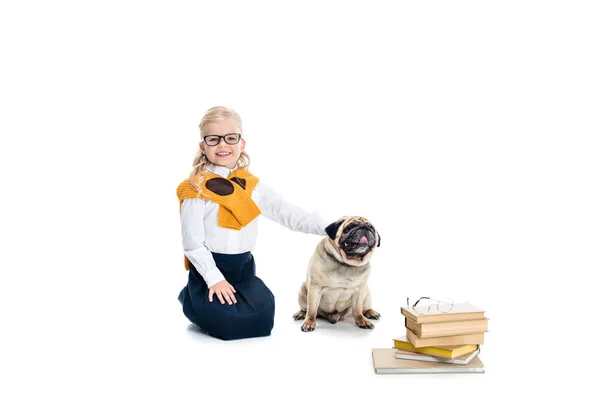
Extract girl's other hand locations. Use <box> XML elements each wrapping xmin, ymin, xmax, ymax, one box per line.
<box><xmin>208</xmin><ymin>280</ymin><xmax>237</xmax><ymax>305</ymax></box>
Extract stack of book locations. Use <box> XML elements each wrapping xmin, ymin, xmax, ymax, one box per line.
<box><xmin>372</xmin><ymin>302</ymin><xmax>488</xmax><ymax>374</ymax></box>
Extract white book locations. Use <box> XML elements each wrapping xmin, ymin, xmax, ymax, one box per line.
<box><xmin>394</xmin><ymin>346</ymin><xmax>480</xmax><ymax>365</ymax></box>
<box><xmin>372</xmin><ymin>348</ymin><xmax>485</xmax><ymax>374</ymax></box>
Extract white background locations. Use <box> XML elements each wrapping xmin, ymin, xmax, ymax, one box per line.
<box><xmin>1</xmin><ymin>1</ymin><xmax>598</xmax><ymax>398</ymax></box>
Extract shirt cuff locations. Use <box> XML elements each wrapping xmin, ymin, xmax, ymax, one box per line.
<box><xmin>316</xmin><ymin>218</ymin><xmax>329</xmax><ymax>236</ymax></box>
<box><xmin>202</xmin><ymin>267</ymin><xmax>226</xmax><ymax>289</ymax></box>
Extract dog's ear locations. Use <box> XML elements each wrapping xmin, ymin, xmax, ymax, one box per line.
<box><xmin>377</xmin><ymin>232</ymin><xmax>381</xmax><ymax>247</ymax></box>
<box><xmin>325</xmin><ymin>220</ymin><xmax>344</xmax><ymax>240</ymax></box>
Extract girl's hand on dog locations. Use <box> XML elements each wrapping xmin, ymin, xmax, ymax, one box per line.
<box><xmin>209</xmin><ymin>280</ymin><xmax>237</xmax><ymax>305</ymax></box>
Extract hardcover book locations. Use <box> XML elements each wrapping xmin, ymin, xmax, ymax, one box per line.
<box><xmin>405</xmin><ymin>317</ymin><xmax>488</xmax><ymax>338</ymax></box>
<box><xmin>406</xmin><ymin>328</ymin><xmax>485</xmax><ymax>347</ymax></box>
<box><xmin>372</xmin><ymin>348</ymin><xmax>485</xmax><ymax>374</ymax></box>
<box><xmin>401</xmin><ymin>303</ymin><xmax>485</xmax><ymax>324</ymax></box>
<box><xmin>394</xmin><ymin>347</ymin><xmax>480</xmax><ymax>365</ymax></box>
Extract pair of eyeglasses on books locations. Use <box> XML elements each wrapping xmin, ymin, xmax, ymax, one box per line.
<box><xmin>406</xmin><ymin>297</ymin><xmax>454</xmax><ymax>314</ymax></box>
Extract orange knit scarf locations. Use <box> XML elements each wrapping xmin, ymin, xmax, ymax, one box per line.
<box><xmin>176</xmin><ymin>168</ymin><xmax>261</xmax><ymax>270</ymax></box>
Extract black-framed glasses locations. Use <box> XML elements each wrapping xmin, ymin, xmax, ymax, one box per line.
<box><xmin>202</xmin><ymin>133</ymin><xmax>241</xmax><ymax>146</ymax></box>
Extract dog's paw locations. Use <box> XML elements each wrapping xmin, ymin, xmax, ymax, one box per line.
<box><xmin>363</xmin><ymin>309</ymin><xmax>381</xmax><ymax>320</ymax></box>
<box><xmin>293</xmin><ymin>310</ymin><xmax>306</xmax><ymax>320</ymax></box>
<box><xmin>355</xmin><ymin>317</ymin><xmax>375</xmax><ymax>329</ymax></box>
<box><xmin>301</xmin><ymin>318</ymin><xmax>316</xmax><ymax>332</ymax></box>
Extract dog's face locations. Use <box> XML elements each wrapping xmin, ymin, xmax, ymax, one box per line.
<box><xmin>324</xmin><ymin>216</ymin><xmax>380</xmax><ymax>266</ymax></box>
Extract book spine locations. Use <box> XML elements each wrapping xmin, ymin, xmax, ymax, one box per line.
<box><xmin>416</xmin><ymin>313</ymin><xmax>487</xmax><ymax>324</ymax></box>
<box><xmin>395</xmin><ymin>353</ymin><xmax>469</xmax><ymax>365</ymax></box>
<box><xmin>406</xmin><ymin>328</ymin><xmax>484</xmax><ymax>347</ymax></box>
<box><xmin>400</xmin><ymin>306</ymin><xmax>486</xmax><ymax>324</ymax></box>
<box><xmin>408</xmin><ymin>318</ymin><xmax>488</xmax><ymax>338</ymax></box>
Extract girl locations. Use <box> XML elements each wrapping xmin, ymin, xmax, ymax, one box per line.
<box><xmin>176</xmin><ymin>106</ymin><xmax>329</xmax><ymax>340</ymax></box>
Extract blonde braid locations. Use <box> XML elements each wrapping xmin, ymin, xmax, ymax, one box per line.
<box><xmin>187</xmin><ymin>149</ymin><xmax>209</xmax><ymax>195</ymax></box>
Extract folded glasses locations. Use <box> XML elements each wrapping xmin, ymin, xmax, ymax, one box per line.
<box><xmin>406</xmin><ymin>296</ymin><xmax>454</xmax><ymax>315</ymax></box>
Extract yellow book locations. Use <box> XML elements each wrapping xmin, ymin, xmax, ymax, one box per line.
<box><xmin>393</xmin><ymin>336</ymin><xmax>478</xmax><ymax>359</ymax></box>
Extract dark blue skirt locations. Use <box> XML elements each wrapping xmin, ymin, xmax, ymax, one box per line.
<box><xmin>178</xmin><ymin>252</ymin><xmax>275</xmax><ymax>340</ymax></box>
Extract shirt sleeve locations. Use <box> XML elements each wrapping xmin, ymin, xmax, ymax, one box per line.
<box><xmin>180</xmin><ymin>198</ymin><xmax>225</xmax><ymax>288</ymax></box>
<box><xmin>256</xmin><ymin>181</ymin><xmax>329</xmax><ymax>235</ymax></box>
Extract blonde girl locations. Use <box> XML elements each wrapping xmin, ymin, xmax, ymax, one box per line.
<box><xmin>176</xmin><ymin>106</ymin><xmax>329</xmax><ymax>340</ymax></box>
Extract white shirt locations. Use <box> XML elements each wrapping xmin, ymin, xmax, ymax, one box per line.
<box><xmin>180</xmin><ymin>165</ymin><xmax>328</xmax><ymax>287</ymax></box>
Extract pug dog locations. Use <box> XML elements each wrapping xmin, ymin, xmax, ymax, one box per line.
<box><xmin>293</xmin><ymin>216</ymin><xmax>381</xmax><ymax>332</ymax></box>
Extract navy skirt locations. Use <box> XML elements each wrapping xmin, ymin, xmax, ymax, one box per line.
<box><xmin>178</xmin><ymin>252</ymin><xmax>275</xmax><ymax>340</ymax></box>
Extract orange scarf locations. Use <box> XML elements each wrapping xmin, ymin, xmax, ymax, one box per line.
<box><xmin>176</xmin><ymin>167</ymin><xmax>261</xmax><ymax>270</ymax></box>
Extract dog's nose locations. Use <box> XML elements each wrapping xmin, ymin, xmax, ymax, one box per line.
<box><xmin>359</xmin><ymin>236</ymin><xmax>368</xmax><ymax>244</ymax></box>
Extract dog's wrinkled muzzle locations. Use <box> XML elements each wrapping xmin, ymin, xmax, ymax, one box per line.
<box><xmin>342</xmin><ymin>226</ymin><xmax>376</xmax><ymax>256</ymax></box>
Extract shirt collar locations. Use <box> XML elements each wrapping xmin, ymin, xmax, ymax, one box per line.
<box><xmin>207</xmin><ymin>163</ymin><xmax>237</xmax><ymax>178</ymax></box>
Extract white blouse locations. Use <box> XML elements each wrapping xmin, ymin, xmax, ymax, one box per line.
<box><xmin>180</xmin><ymin>165</ymin><xmax>328</xmax><ymax>287</ymax></box>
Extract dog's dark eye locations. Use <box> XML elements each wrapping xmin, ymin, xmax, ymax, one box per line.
<box><xmin>343</xmin><ymin>223</ymin><xmax>358</xmax><ymax>233</ymax></box>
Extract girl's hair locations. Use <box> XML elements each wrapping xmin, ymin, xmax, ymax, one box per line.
<box><xmin>187</xmin><ymin>106</ymin><xmax>251</xmax><ymax>192</ymax></box>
